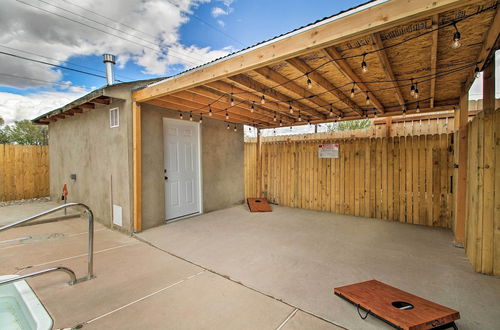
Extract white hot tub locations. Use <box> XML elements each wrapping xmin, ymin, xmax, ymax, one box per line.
<box><xmin>0</xmin><ymin>275</ymin><xmax>53</xmax><ymax>330</ymax></box>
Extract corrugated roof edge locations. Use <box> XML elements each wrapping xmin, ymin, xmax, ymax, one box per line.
<box><xmin>33</xmin><ymin>77</ymin><xmax>165</xmax><ymax>123</ymax></box>
<box><xmin>137</xmin><ymin>0</ymin><xmax>384</xmax><ymax>92</ymax></box>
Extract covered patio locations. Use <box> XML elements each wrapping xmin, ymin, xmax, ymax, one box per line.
<box><xmin>137</xmin><ymin>205</ymin><xmax>500</xmax><ymax>329</ymax></box>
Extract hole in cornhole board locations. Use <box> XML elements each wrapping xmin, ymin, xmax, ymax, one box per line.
<box><xmin>247</xmin><ymin>198</ymin><xmax>272</xmax><ymax>212</ymax></box>
<box><xmin>334</xmin><ymin>280</ymin><xmax>460</xmax><ymax>330</ymax></box>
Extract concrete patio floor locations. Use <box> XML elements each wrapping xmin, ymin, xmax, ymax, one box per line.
<box><xmin>0</xmin><ymin>202</ymin><xmax>341</xmax><ymax>329</ymax></box>
<box><xmin>137</xmin><ymin>205</ymin><xmax>500</xmax><ymax>330</ymax></box>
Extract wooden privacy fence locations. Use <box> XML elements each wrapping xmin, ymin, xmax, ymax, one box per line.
<box><xmin>465</xmin><ymin>109</ymin><xmax>500</xmax><ymax>275</ymax></box>
<box><xmin>0</xmin><ymin>145</ymin><xmax>49</xmax><ymax>202</ymax></box>
<box><xmin>245</xmin><ymin>134</ymin><xmax>454</xmax><ymax>228</ymax></box>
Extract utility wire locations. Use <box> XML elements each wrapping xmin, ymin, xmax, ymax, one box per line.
<box><xmin>0</xmin><ymin>72</ymin><xmax>74</xmax><ymax>87</ymax></box>
<box><xmin>0</xmin><ymin>50</ymin><xmax>125</xmax><ymax>82</ymax></box>
<box><xmin>0</xmin><ymin>44</ymin><xmax>136</xmax><ymax>81</ymax></box>
<box><xmin>16</xmin><ymin>0</ymin><xmax>202</xmax><ymax>67</ymax></box>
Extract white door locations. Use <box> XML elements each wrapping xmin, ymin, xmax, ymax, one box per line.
<box><xmin>163</xmin><ymin>118</ymin><xmax>201</xmax><ymax>220</ymax></box>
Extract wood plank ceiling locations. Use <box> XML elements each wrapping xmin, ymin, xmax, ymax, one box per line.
<box><xmin>140</xmin><ymin>0</ymin><xmax>499</xmax><ymax>129</ymax></box>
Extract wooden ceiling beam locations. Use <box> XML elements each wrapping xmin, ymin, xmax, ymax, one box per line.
<box><xmin>321</xmin><ymin>47</ymin><xmax>385</xmax><ymax>113</ymax></box>
<box><xmin>429</xmin><ymin>15</ymin><xmax>439</xmax><ymax>108</ymax></box>
<box><xmin>160</xmin><ymin>93</ymin><xmax>270</xmax><ymax>126</ymax></box>
<box><xmin>228</xmin><ymin>74</ymin><xmax>325</xmax><ymax>120</ymax></box>
<box><xmin>133</xmin><ymin>0</ymin><xmax>471</xmax><ymax>102</ymax></box>
<box><xmin>203</xmin><ymin>80</ymin><xmax>297</xmax><ymax>120</ymax></box>
<box><xmin>253</xmin><ymin>66</ymin><xmax>334</xmax><ymax>116</ymax></box>
<box><xmin>285</xmin><ymin>57</ymin><xmax>365</xmax><ymax>116</ymax></box>
<box><xmin>371</xmin><ymin>32</ymin><xmax>406</xmax><ymax>110</ymax></box>
<box><xmin>190</xmin><ymin>86</ymin><xmax>295</xmax><ymax>124</ymax></box>
<box><xmin>79</xmin><ymin>103</ymin><xmax>95</xmax><ymax>109</ymax></box>
<box><xmin>462</xmin><ymin>5</ymin><xmax>500</xmax><ymax>93</ymax></box>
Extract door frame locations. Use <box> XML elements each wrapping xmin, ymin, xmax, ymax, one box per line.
<box><xmin>162</xmin><ymin>117</ymin><xmax>203</xmax><ymax>222</ymax></box>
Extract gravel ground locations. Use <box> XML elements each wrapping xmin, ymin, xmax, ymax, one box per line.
<box><xmin>0</xmin><ymin>197</ymin><xmax>51</xmax><ymax>208</ymax></box>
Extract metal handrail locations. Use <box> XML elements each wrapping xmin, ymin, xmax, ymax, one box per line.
<box><xmin>0</xmin><ymin>267</ymin><xmax>77</xmax><ymax>286</ymax></box>
<box><xmin>0</xmin><ymin>202</ymin><xmax>94</xmax><ymax>283</ymax></box>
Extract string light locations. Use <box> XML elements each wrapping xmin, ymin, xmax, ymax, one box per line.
<box><xmin>452</xmin><ymin>23</ymin><xmax>461</xmax><ymax>49</ymax></box>
<box><xmin>289</xmin><ymin>103</ymin><xmax>293</xmax><ymax>114</ymax></box>
<box><xmin>234</xmin><ymin>125</ymin><xmax>237</xmax><ymax>132</ymax></box>
<box><xmin>200</xmin><ymin>114</ymin><xmax>203</xmax><ymax>123</ymax></box>
<box><xmin>402</xmin><ymin>107</ymin><xmax>407</xmax><ymax>118</ymax></box>
<box><xmin>474</xmin><ymin>66</ymin><xmax>481</xmax><ymax>78</ymax></box>
<box><xmin>273</xmin><ymin>128</ymin><xmax>276</xmax><ymax>135</ymax></box>
<box><xmin>298</xmin><ymin>111</ymin><xmax>302</xmax><ymax>121</ymax></box>
<box><xmin>225</xmin><ymin>110</ymin><xmax>229</xmax><ymax>120</ymax></box>
<box><xmin>416</xmin><ymin>102</ymin><xmax>420</xmax><ymax>113</ymax></box>
<box><xmin>329</xmin><ymin>106</ymin><xmax>334</xmax><ymax>117</ymax></box>
<box><xmin>307</xmin><ymin>119</ymin><xmax>311</xmax><ymax>125</ymax></box>
<box><xmin>230</xmin><ymin>93</ymin><xmax>235</xmax><ymax>107</ymax></box>
<box><xmin>410</xmin><ymin>78</ymin><xmax>415</xmax><ymax>96</ymax></box>
<box><xmin>365</xmin><ymin>92</ymin><xmax>370</xmax><ymax>105</ymax></box>
<box><xmin>414</xmin><ymin>82</ymin><xmax>419</xmax><ymax>99</ymax></box>
<box><xmin>227</xmin><ymin>123</ymin><xmax>230</xmax><ymax>130</ymax></box>
<box><xmin>189</xmin><ymin>112</ymin><xmax>193</xmax><ymax>121</ymax></box>
<box><xmin>350</xmin><ymin>83</ymin><xmax>355</xmax><ymax>98</ymax></box>
<box><xmin>261</xmin><ymin>94</ymin><xmax>266</xmax><ymax>104</ymax></box>
<box><xmin>208</xmin><ymin>105</ymin><xmax>213</xmax><ymax>116</ymax></box>
<box><xmin>306</xmin><ymin>74</ymin><xmax>313</xmax><ymax>89</ymax></box>
<box><xmin>273</xmin><ymin>112</ymin><xmax>277</xmax><ymax>122</ymax></box>
<box><xmin>179</xmin><ymin>112</ymin><xmax>183</xmax><ymax>120</ymax></box>
<box><xmin>374</xmin><ymin>111</ymin><xmax>378</xmax><ymax>118</ymax></box>
<box><xmin>251</xmin><ymin>101</ymin><xmax>255</xmax><ymax>113</ymax></box>
<box><xmin>361</xmin><ymin>53</ymin><xmax>368</xmax><ymax>73</ymax></box>
<box><xmin>279</xmin><ymin>119</ymin><xmax>283</xmax><ymax>126</ymax></box>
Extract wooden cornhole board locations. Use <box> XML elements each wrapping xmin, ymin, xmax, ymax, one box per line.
<box><xmin>334</xmin><ymin>280</ymin><xmax>460</xmax><ymax>330</ymax></box>
<box><xmin>247</xmin><ymin>198</ymin><xmax>272</xmax><ymax>212</ymax></box>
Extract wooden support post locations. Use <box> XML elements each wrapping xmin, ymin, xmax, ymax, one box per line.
<box><xmin>256</xmin><ymin>129</ymin><xmax>262</xmax><ymax>197</ymax></box>
<box><xmin>481</xmin><ymin>58</ymin><xmax>495</xmax><ymax>273</ymax></box>
<box><xmin>385</xmin><ymin>117</ymin><xmax>393</xmax><ymax>137</ymax></box>
<box><xmin>454</xmin><ymin>93</ymin><xmax>468</xmax><ymax>247</ymax></box>
<box><xmin>132</xmin><ymin>102</ymin><xmax>142</xmax><ymax>232</ymax></box>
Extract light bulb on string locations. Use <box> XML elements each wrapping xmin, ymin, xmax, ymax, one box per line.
<box><xmin>416</xmin><ymin>102</ymin><xmax>420</xmax><ymax>113</ymax></box>
<box><xmin>289</xmin><ymin>103</ymin><xmax>293</xmax><ymax>114</ymax></box>
<box><xmin>189</xmin><ymin>112</ymin><xmax>193</xmax><ymax>121</ymax></box>
<box><xmin>298</xmin><ymin>111</ymin><xmax>302</xmax><ymax>122</ymax></box>
<box><xmin>361</xmin><ymin>53</ymin><xmax>368</xmax><ymax>73</ymax></box>
<box><xmin>261</xmin><ymin>94</ymin><xmax>266</xmax><ymax>104</ymax></box>
<box><xmin>365</xmin><ymin>93</ymin><xmax>370</xmax><ymax>105</ymax></box>
<box><xmin>307</xmin><ymin>119</ymin><xmax>311</xmax><ymax>126</ymax></box>
<box><xmin>226</xmin><ymin>123</ymin><xmax>230</xmax><ymax>130</ymax></box>
<box><xmin>402</xmin><ymin>107</ymin><xmax>407</xmax><ymax>118</ymax></box>
<box><xmin>225</xmin><ymin>111</ymin><xmax>229</xmax><ymax>120</ymax></box>
<box><xmin>279</xmin><ymin>119</ymin><xmax>283</xmax><ymax>127</ymax></box>
<box><xmin>306</xmin><ymin>74</ymin><xmax>313</xmax><ymax>89</ymax></box>
<box><xmin>251</xmin><ymin>101</ymin><xmax>255</xmax><ymax>113</ymax></box>
<box><xmin>179</xmin><ymin>112</ymin><xmax>183</xmax><ymax>120</ymax></box>
<box><xmin>451</xmin><ymin>23</ymin><xmax>461</xmax><ymax>49</ymax></box>
<box><xmin>410</xmin><ymin>78</ymin><xmax>415</xmax><ymax>96</ymax></box>
<box><xmin>474</xmin><ymin>66</ymin><xmax>481</xmax><ymax>79</ymax></box>
<box><xmin>199</xmin><ymin>114</ymin><xmax>203</xmax><ymax>123</ymax></box>
<box><xmin>374</xmin><ymin>111</ymin><xmax>378</xmax><ymax>118</ymax></box>
<box><xmin>414</xmin><ymin>83</ymin><xmax>419</xmax><ymax>99</ymax></box>
<box><xmin>273</xmin><ymin>112</ymin><xmax>277</xmax><ymax>122</ymax></box>
<box><xmin>208</xmin><ymin>106</ymin><xmax>213</xmax><ymax>116</ymax></box>
<box><xmin>230</xmin><ymin>93</ymin><xmax>235</xmax><ymax>107</ymax></box>
<box><xmin>329</xmin><ymin>106</ymin><xmax>334</xmax><ymax>117</ymax></box>
<box><xmin>273</xmin><ymin>128</ymin><xmax>276</xmax><ymax>135</ymax></box>
<box><xmin>234</xmin><ymin>125</ymin><xmax>237</xmax><ymax>132</ymax></box>
<box><xmin>350</xmin><ymin>83</ymin><xmax>355</xmax><ymax>98</ymax></box>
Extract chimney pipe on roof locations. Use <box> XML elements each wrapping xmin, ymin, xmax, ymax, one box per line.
<box><xmin>102</xmin><ymin>54</ymin><xmax>116</xmax><ymax>85</ymax></box>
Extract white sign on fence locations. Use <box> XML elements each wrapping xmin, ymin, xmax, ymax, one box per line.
<box><xmin>318</xmin><ymin>144</ymin><xmax>339</xmax><ymax>158</ymax></box>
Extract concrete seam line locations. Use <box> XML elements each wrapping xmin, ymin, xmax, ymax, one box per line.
<box><xmin>84</xmin><ymin>270</ymin><xmax>206</xmax><ymax>325</ymax></box>
<box><xmin>275</xmin><ymin>308</ymin><xmax>298</xmax><ymax>330</ymax></box>
<box><xmin>26</xmin><ymin>243</ymin><xmax>138</xmax><ymax>268</ymax></box>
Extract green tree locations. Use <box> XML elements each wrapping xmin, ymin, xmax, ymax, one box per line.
<box><xmin>0</xmin><ymin>120</ymin><xmax>48</xmax><ymax>145</ymax></box>
<box><xmin>325</xmin><ymin>119</ymin><xmax>371</xmax><ymax>132</ymax></box>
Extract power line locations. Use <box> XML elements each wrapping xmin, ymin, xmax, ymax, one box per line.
<box><xmin>0</xmin><ymin>44</ymin><xmax>136</xmax><ymax>81</ymax></box>
<box><xmin>15</xmin><ymin>0</ymin><xmax>203</xmax><ymax>67</ymax></box>
<box><xmin>0</xmin><ymin>50</ymin><xmax>125</xmax><ymax>82</ymax></box>
<box><xmin>0</xmin><ymin>72</ymin><xmax>74</xmax><ymax>87</ymax></box>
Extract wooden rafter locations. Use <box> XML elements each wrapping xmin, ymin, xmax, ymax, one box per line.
<box><xmin>92</xmin><ymin>97</ymin><xmax>112</xmax><ymax>105</ymax></box>
<box><xmin>191</xmin><ymin>86</ymin><xmax>295</xmax><ymax>123</ymax></box>
<box><xmin>79</xmin><ymin>103</ymin><xmax>95</xmax><ymax>109</ymax></box>
<box><xmin>321</xmin><ymin>47</ymin><xmax>385</xmax><ymax>113</ymax></box>
<box><xmin>462</xmin><ymin>5</ymin><xmax>500</xmax><ymax>93</ymax></box>
<box><xmin>160</xmin><ymin>92</ymin><xmax>269</xmax><ymax>125</ymax></box>
<box><xmin>371</xmin><ymin>32</ymin><xmax>406</xmax><ymax>110</ymax></box>
<box><xmin>430</xmin><ymin>15</ymin><xmax>439</xmax><ymax>108</ymax></box>
<box><xmin>253</xmin><ymin>66</ymin><xmax>332</xmax><ymax>116</ymax></box>
<box><xmin>285</xmin><ymin>57</ymin><xmax>364</xmax><ymax>116</ymax></box>
<box><xmin>228</xmin><ymin>74</ymin><xmax>326</xmax><ymax>120</ymax></box>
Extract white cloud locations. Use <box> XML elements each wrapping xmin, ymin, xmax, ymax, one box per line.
<box><xmin>0</xmin><ymin>0</ymin><xmax>233</xmax><ymax>89</ymax></box>
<box><xmin>0</xmin><ymin>88</ymin><xmax>89</xmax><ymax>124</ymax></box>
<box><xmin>211</xmin><ymin>7</ymin><xmax>229</xmax><ymax>17</ymax></box>
<box><xmin>217</xmin><ymin>20</ymin><xmax>225</xmax><ymax>27</ymax></box>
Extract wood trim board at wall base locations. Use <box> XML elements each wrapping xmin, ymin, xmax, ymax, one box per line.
<box><xmin>334</xmin><ymin>280</ymin><xmax>460</xmax><ymax>330</ymax></box>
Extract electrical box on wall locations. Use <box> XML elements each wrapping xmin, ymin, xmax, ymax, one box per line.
<box><xmin>112</xmin><ymin>204</ymin><xmax>122</xmax><ymax>226</ymax></box>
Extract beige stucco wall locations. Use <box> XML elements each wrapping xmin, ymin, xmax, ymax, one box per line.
<box><xmin>140</xmin><ymin>103</ymin><xmax>244</xmax><ymax>230</ymax></box>
<box><xmin>48</xmin><ymin>84</ymin><xmax>135</xmax><ymax>232</ymax></box>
